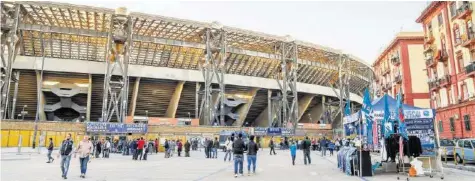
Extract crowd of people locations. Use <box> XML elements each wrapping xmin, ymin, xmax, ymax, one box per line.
<box><xmin>46</xmin><ymin>133</ymin><xmax>345</xmax><ymax>179</ymax></box>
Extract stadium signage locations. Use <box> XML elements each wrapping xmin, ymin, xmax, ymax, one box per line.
<box><xmin>85</xmin><ymin>122</ymin><xmax>148</xmax><ymax>134</ymax></box>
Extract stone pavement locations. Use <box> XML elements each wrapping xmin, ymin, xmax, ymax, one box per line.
<box><xmin>1</xmin><ymin>148</ymin><xmax>475</xmax><ymax>181</ymax></box>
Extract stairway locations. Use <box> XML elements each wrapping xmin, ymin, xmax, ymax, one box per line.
<box><xmin>135</xmin><ymin>78</ymin><xmax>177</xmax><ymax>117</ymax></box>
<box><xmin>245</xmin><ymin>89</ymin><xmax>268</xmax><ymax>126</ymax></box>
<box><xmin>176</xmin><ymin>82</ymin><xmax>198</xmax><ymax>118</ymax></box>
<box><xmin>8</xmin><ymin>70</ymin><xmax>37</xmax><ymax>120</ymax></box>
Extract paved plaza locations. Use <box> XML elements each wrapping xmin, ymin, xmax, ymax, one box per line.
<box><xmin>1</xmin><ymin>148</ymin><xmax>475</xmax><ymax>181</ymax></box>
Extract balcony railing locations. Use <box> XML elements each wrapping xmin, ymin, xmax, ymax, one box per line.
<box><xmin>428</xmin><ymin>77</ymin><xmax>438</xmax><ymax>91</ymax></box>
<box><xmin>424</xmin><ymin>35</ymin><xmax>435</xmax><ymax>45</ymax></box>
<box><xmin>438</xmin><ymin>74</ymin><xmax>451</xmax><ymax>87</ymax></box>
<box><xmin>462</xmin><ymin>30</ymin><xmax>475</xmax><ymax>48</ymax></box>
<box><xmin>391</xmin><ymin>54</ymin><xmax>401</xmax><ymax>66</ymax></box>
<box><xmin>456</xmin><ymin>2</ymin><xmax>473</xmax><ymax>20</ymax></box>
<box><xmin>438</xmin><ymin>49</ymin><xmax>449</xmax><ymax>62</ymax></box>
<box><xmin>425</xmin><ymin>54</ymin><xmax>436</xmax><ymax>67</ymax></box>
<box><xmin>465</xmin><ymin>62</ymin><xmax>475</xmax><ymax>77</ymax></box>
<box><xmin>382</xmin><ymin>68</ymin><xmax>390</xmax><ymax>75</ymax></box>
<box><xmin>393</xmin><ymin>74</ymin><xmax>402</xmax><ymax>84</ymax></box>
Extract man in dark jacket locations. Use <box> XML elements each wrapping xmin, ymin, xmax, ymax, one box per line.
<box><xmin>184</xmin><ymin>140</ymin><xmax>191</xmax><ymax>157</ymax></box>
<box><xmin>269</xmin><ymin>137</ymin><xmax>276</xmax><ymax>155</ymax></box>
<box><xmin>247</xmin><ymin>135</ymin><xmax>259</xmax><ymax>175</ymax></box>
<box><xmin>164</xmin><ymin>139</ymin><xmax>170</xmax><ymax>158</ymax></box>
<box><xmin>177</xmin><ymin>140</ymin><xmax>183</xmax><ymax>157</ymax></box>
<box><xmin>47</xmin><ymin>137</ymin><xmax>54</xmax><ymax>163</ymax></box>
<box><xmin>302</xmin><ymin>137</ymin><xmax>311</xmax><ymax>165</ymax></box>
<box><xmin>207</xmin><ymin>138</ymin><xmax>213</xmax><ymax>159</ymax></box>
<box><xmin>233</xmin><ymin>133</ymin><xmax>246</xmax><ymax>178</ymax></box>
<box><xmin>212</xmin><ymin>137</ymin><xmax>219</xmax><ymax>158</ymax></box>
<box><xmin>58</xmin><ymin>133</ymin><xmax>74</xmax><ymax>179</ymax></box>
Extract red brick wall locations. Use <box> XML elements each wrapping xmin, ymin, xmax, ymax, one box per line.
<box><xmin>436</xmin><ymin>101</ymin><xmax>475</xmax><ymax>139</ymax></box>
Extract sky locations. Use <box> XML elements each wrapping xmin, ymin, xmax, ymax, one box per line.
<box><xmin>57</xmin><ymin>0</ymin><xmax>430</xmax><ymax>65</ymax></box>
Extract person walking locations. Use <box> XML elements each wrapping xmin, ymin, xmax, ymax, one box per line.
<box><xmin>212</xmin><ymin>137</ymin><xmax>219</xmax><ymax>159</ymax></box>
<box><xmin>177</xmin><ymin>140</ymin><xmax>183</xmax><ymax>157</ymax></box>
<box><xmin>289</xmin><ymin>141</ymin><xmax>297</xmax><ymax>165</ymax></box>
<box><xmin>320</xmin><ymin>137</ymin><xmax>327</xmax><ymax>157</ymax></box>
<box><xmin>170</xmin><ymin>140</ymin><xmax>176</xmax><ymax>157</ymax></box>
<box><xmin>184</xmin><ymin>140</ymin><xmax>191</xmax><ymax>157</ymax></box>
<box><xmin>207</xmin><ymin>138</ymin><xmax>213</xmax><ymax>159</ymax></box>
<box><xmin>269</xmin><ymin>137</ymin><xmax>276</xmax><ymax>155</ymax></box>
<box><xmin>95</xmin><ymin>140</ymin><xmax>102</xmax><ymax>158</ymax></box>
<box><xmin>137</xmin><ymin>137</ymin><xmax>145</xmax><ymax>160</ymax></box>
<box><xmin>75</xmin><ymin>135</ymin><xmax>93</xmax><ymax>178</ymax></box>
<box><xmin>47</xmin><ymin>137</ymin><xmax>54</xmax><ymax>163</ymax></box>
<box><xmin>233</xmin><ymin>133</ymin><xmax>246</xmax><ymax>178</ymax></box>
<box><xmin>328</xmin><ymin>141</ymin><xmax>335</xmax><ymax>156</ymax></box>
<box><xmin>302</xmin><ymin>137</ymin><xmax>311</xmax><ymax>165</ymax></box>
<box><xmin>143</xmin><ymin>143</ymin><xmax>148</xmax><ymax>160</ymax></box>
<box><xmin>223</xmin><ymin>137</ymin><xmax>233</xmax><ymax>162</ymax></box>
<box><xmin>58</xmin><ymin>133</ymin><xmax>74</xmax><ymax>179</ymax></box>
<box><xmin>246</xmin><ymin>135</ymin><xmax>259</xmax><ymax>176</ymax></box>
<box><xmin>132</xmin><ymin>139</ymin><xmax>138</xmax><ymax>160</ymax></box>
<box><xmin>164</xmin><ymin>139</ymin><xmax>170</xmax><ymax>158</ymax></box>
<box><xmin>154</xmin><ymin>138</ymin><xmax>159</xmax><ymax>154</ymax></box>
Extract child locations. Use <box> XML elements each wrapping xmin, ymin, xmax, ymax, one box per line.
<box><xmin>328</xmin><ymin>141</ymin><xmax>335</xmax><ymax>156</ymax></box>
<box><xmin>289</xmin><ymin>141</ymin><xmax>297</xmax><ymax>165</ymax></box>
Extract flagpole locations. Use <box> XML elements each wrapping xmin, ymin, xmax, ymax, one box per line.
<box><xmin>359</xmin><ymin>112</ymin><xmax>363</xmax><ymax>178</ymax></box>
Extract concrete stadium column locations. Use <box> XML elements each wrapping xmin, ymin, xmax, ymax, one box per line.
<box><xmin>165</xmin><ymin>81</ymin><xmax>185</xmax><ymax>118</ymax></box>
<box><xmin>234</xmin><ymin>87</ymin><xmax>260</xmax><ymax>126</ymax></box>
<box><xmin>128</xmin><ymin>77</ymin><xmax>141</xmax><ymax>117</ymax></box>
<box><xmin>35</xmin><ymin>71</ymin><xmax>46</xmax><ymax>121</ymax></box>
<box><xmin>297</xmin><ymin>94</ymin><xmax>315</xmax><ymax>121</ymax></box>
<box><xmin>86</xmin><ymin>74</ymin><xmax>92</xmax><ymax>121</ymax></box>
<box><xmin>299</xmin><ymin>103</ymin><xmax>324</xmax><ymax>123</ymax></box>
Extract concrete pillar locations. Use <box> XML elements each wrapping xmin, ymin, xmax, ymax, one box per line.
<box><xmin>234</xmin><ymin>87</ymin><xmax>260</xmax><ymax>126</ymax></box>
<box><xmin>86</xmin><ymin>74</ymin><xmax>92</xmax><ymax>121</ymax></box>
<box><xmin>297</xmin><ymin>94</ymin><xmax>315</xmax><ymax>121</ymax></box>
<box><xmin>128</xmin><ymin>77</ymin><xmax>141</xmax><ymax>117</ymax></box>
<box><xmin>165</xmin><ymin>81</ymin><xmax>185</xmax><ymax>118</ymax></box>
<box><xmin>35</xmin><ymin>71</ymin><xmax>46</xmax><ymax>121</ymax></box>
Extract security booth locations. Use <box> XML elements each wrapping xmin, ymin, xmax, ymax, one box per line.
<box><xmin>85</xmin><ymin>122</ymin><xmax>148</xmax><ymax>155</ymax></box>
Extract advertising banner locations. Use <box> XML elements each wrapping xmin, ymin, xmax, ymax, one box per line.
<box><xmin>405</xmin><ymin>118</ymin><xmax>436</xmax><ymax>156</ymax></box>
<box><xmin>85</xmin><ymin>122</ymin><xmax>148</xmax><ymax>134</ymax></box>
<box><xmin>267</xmin><ymin>127</ymin><xmax>282</xmax><ymax>136</ymax></box>
<box><xmin>253</xmin><ymin>127</ymin><xmax>267</xmax><ymax>136</ymax></box>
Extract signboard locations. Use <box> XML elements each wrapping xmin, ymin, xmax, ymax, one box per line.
<box><xmin>373</xmin><ymin>109</ymin><xmax>433</xmax><ymax>120</ymax></box>
<box><xmin>85</xmin><ymin>122</ymin><xmax>147</xmax><ymax>134</ymax></box>
<box><xmin>405</xmin><ymin>118</ymin><xmax>436</xmax><ymax>156</ymax></box>
<box><xmin>281</xmin><ymin>128</ymin><xmax>293</xmax><ymax>136</ymax></box>
<box><xmin>253</xmin><ymin>127</ymin><xmax>267</xmax><ymax>136</ymax></box>
<box><xmin>267</xmin><ymin>127</ymin><xmax>282</xmax><ymax>136</ymax></box>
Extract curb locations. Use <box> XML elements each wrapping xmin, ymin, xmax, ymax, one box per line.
<box><xmin>443</xmin><ymin>164</ymin><xmax>475</xmax><ymax>172</ymax></box>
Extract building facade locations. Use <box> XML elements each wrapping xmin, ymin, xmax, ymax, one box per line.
<box><xmin>416</xmin><ymin>1</ymin><xmax>475</xmax><ymax>139</ymax></box>
<box><xmin>373</xmin><ymin>32</ymin><xmax>430</xmax><ymax>108</ymax></box>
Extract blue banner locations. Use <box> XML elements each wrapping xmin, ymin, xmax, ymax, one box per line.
<box><xmin>405</xmin><ymin>118</ymin><xmax>436</xmax><ymax>156</ymax></box>
<box><xmin>85</xmin><ymin>122</ymin><xmax>148</xmax><ymax>134</ymax></box>
<box><xmin>267</xmin><ymin>127</ymin><xmax>282</xmax><ymax>136</ymax></box>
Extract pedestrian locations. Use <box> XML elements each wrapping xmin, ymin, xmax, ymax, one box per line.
<box><xmin>75</xmin><ymin>135</ymin><xmax>93</xmax><ymax>178</ymax></box>
<box><xmin>311</xmin><ymin>138</ymin><xmax>317</xmax><ymax>151</ymax></box>
<box><xmin>223</xmin><ymin>137</ymin><xmax>233</xmax><ymax>162</ymax></box>
<box><xmin>154</xmin><ymin>138</ymin><xmax>159</xmax><ymax>154</ymax></box>
<box><xmin>177</xmin><ymin>140</ymin><xmax>183</xmax><ymax>157</ymax></box>
<box><xmin>213</xmin><ymin>137</ymin><xmax>219</xmax><ymax>158</ymax></box>
<box><xmin>57</xmin><ymin>133</ymin><xmax>74</xmax><ymax>179</ymax></box>
<box><xmin>289</xmin><ymin>141</ymin><xmax>297</xmax><ymax>165</ymax></box>
<box><xmin>143</xmin><ymin>143</ymin><xmax>148</xmax><ymax>160</ymax></box>
<box><xmin>132</xmin><ymin>139</ymin><xmax>138</xmax><ymax>160</ymax></box>
<box><xmin>95</xmin><ymin>140</ymin><xmax>102</xmax><ymax>158</ymax></box>
<box><xmin>47</xmin><ymin>137</ymin><xmax>54</xmax><ymax>163</ymax></box>
<box><xmin>328</xmin><ymin>141</ymin><xmax>335</xmax><ymax>156</ymax></box>
<box><xmin>137</xmin><ymin>137</ymin><xmax>145</xmax><ymax>160</ymax></box>
<box><xmin>170</xmin><ymin>140</ymin><xmax>176</xmax><ymax>157</ymax></box>
<box><xmin>269</xmin><ymin>137</ymin><xmax>276</xmax><ymax>155</ymax></box>
<box><xmin>335</xmin><ymin>139</ymin><xmax>341</xmax><ymax>151</ymax></box>
<box><xmin>233</xmin><ymin>133</ymin><xmax>246</xmax><ymax>178</ymax></box>
<box><xmin>184</xmin><ymin>140</ymin><xmax>191</xmax><ymax>157</ymax></box>
<box><xmin>164</xmin><ymin>139</ymin><xmax>170</xmax><ymax>158</ymax></box>
<box><xmin>320</xmin><ymin>137</ymin><xmax>327</xmax><ymax>157</ymax></box>
<box><xmin>302</xmin><ymin>136</ymin><xmax>311</xmax><ymax>165</ymax></box>
<box><xmin>246</xmin><ymin>135</ymin><xmax>258</xmax><ymax>176</ymax></box>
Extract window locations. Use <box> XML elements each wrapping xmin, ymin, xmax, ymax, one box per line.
<box><xmin>441</xmin><ymin>34</ymin><xmax>447</xmax><ymax>54</ymax></box>
<box><xmin>464</xmin><ymin>115</ymin><xmax>471</xmax><ymax>131</ymax></box>
<box><xmin>447</xmin><ymin>88</ymin><xmax>452</xmax><ymax>105</ymax></box>
<box><xmin>438</xmin><ymin>120</ymin><xmax>444</xmax><ymax>133</ymax></box>
<box><xmin>457</xmin><ymin>55</ymin><xmax>464</xmax><ymax>73</ymax></box>
<box><xmin>467</xmin><ymin>20</ymin><xmax>474</xmax><ymax>40</ymax></box>
<box><xmin>462</xmin><ymin>83</ymin><xmax>468</xmax><ymax>100</ymax></box>
<box><xmin>428</xmin><ymin>24</ymin><xmax>433</xmax><ymax>37</ymax></box>
<box><xmin>454</xmin><ymin>24</ymin><xmax>461</xmax><ymax>44</ymax></box>
<box><xmin>458</xmin><ymin>140</ymin><xmax>464</xmax><ymax>147</ymax></box>
<box><xmin>450</xmin><ymin>2</ymin><xmax>457</xmax><ymax>18</ymax></box>
<box><xmin>450</xmin><ymin>117</ymin><xmax>455</xmax><ymax>132</ymax></box>
<box><xmin>463</xmin><ymin>140</ymin><xmax>473</xmax><ymax>149</ymax></box>
<box><xmin>438</xmin><ymin>13</ymin><xmax>444</xmax><ymax>26</ymax></box>
<box><xmin>471</xmin><ymin>50</ymin><xmax>475</xmax><ymax>61</ymax></box>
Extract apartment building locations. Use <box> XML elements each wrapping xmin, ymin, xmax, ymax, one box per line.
<box><xmin>416</xmin><ymin>1</ymin><xmax>475</xmax><ymax>139</ymax></box>
<box><xmin>373</xmin><ymin>32</ymin><xmax>430</xmax><ymax>108</ymax></box>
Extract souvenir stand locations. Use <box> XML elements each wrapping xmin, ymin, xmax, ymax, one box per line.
<box><xmin>370</xmin><ymin>94</ymin><xmax>443</xmax><ymax>180</ymax></box>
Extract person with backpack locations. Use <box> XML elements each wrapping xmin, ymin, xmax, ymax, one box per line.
<box><xmin>164</xmin><ymin>139</ymin><xmax>170</xmax><ymax>158</ymax></box>
<box><xmin>246</xmin><ymin>135</ymin><xmax>259</xmax><ymax>176</ymax></box>
<box><xmin>47</xmin><ymin>137</ymin><xmax>54</xmax><ymax>163</ymax></box>
<box><xmin>233</xmin><ymin>133</ymin><xmax>246</xmax><ymax>178</ymax></box>
<box><xmin>57</xmin><ymin>133</ymin><xmax>74</xmax><ymax>179</ymax></box>
<box><xmin>302</xmin><ymin>137</ymin><xmax>311</xmax><ymax>165</ymax></box>
<box><xmin>223</xmin><ymin>137</ymin><xmax>233</xmax><ymax>162</ymax></box>
<box><xmin>289</xmin><ymin>141</ymin><xmax>297</xmax><ymax>165</ymax></box>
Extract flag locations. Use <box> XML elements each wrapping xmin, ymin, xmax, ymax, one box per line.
<box><xmin>396</xmin><ymin>90</ymin><xmax>408</xmax><ymax>139</ymax></box>
<box><xmin>361</xmin><ymin>88</ymin><xmax>374</xmax><ymax>145</ymax></box>
<box><xmin>382</xmin><ymin>95</ymin><xmax>393</xmax><ymax>138</ymax></box>
<box><xmin>344</xmin><ymin>99</ymin><xmax>351</xmax><ymax>116</ymax></box>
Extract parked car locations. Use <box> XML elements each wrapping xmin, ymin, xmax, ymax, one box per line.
<box><xmin>439</xmin><ymin>139</ymin><xmax>455</xmax><ymax>159</ymax></box>
<box><xmin>454</xmin><ymin>139</ymin><xmax>475</xmax><ymax>163</ymax></box>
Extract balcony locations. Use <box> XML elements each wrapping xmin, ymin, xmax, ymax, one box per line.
<box><xmin>382</xmin><ymin>83</ymin><xmax>392</xmax><ymax>91</ymax></box>
<box><xmin>424</xmin><ymin>35</ymin><xmax>435</xmax><ymax>45</ymax></box>
<box><xmin>462</xmin><ymin>31</ymin><xmax>475</xmax><ymax>48</ymax></box>
<box><xmin>391</xmin><ymin>54</ymin><xmax>401</xmax><ymax>66</ymax></box>
<box><xmin>438</xmin><ymin>74</ymin><xmax>451</xmax><ymax>87</ymax></box>
<box><xmin>425</xmin><ymin>54</ymin><xmax>437</xmax><ymax>68</ymax></box>
<box><xmin>465</xmin><ymin>62</ymin><xmax>475</xmax><ymax>77</ymax></box>
<box><xmin>382</xmin><ymin>68</ymin><xmax>390</xmax><ymax>76</ymax></box>
<box><xmin>393</xmin><ymin>74</ymin><xmax>402</xmax><ymax>84</ymax></box>
<box><xmin>428</xmin><ymin>78</ymin><xmax>438</xmax><ymax>91</ymax></box>
<box><xmin>437</xmin><ymin>49</ymin><xmax>449</xmax><ymax>62</ymax></box>
<box><xmin>456</xmin><ymin>2</ymin><xmax>472</xmax><ymax>20</ymax></box>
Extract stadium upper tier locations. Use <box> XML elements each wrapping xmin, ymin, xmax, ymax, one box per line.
<box><xmin>1</xmin><ymin>1</ymin><xmax>372</xmax><ymax>95</ymax></box>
